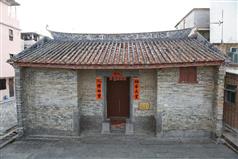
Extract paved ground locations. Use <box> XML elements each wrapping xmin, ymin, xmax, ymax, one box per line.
<box><xmin>0</xmin><ymin>99</ymin><xmax>17</xmax><ymax>134</ymax></box>
<box><xmin>0</xmin><ymin>135</ymin><xmax>237</xmax><ymax>159</ymax></box>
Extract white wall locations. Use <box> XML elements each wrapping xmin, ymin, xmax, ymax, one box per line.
<box><xmin>210</xmin><ymin>0</ymin><xmax>238</xmax><ymax>43</ymax></box>
<box><xmin>0</xmin><ymin>1</ymin><xmax>21</xmax><ymax>101</ymax></box>
<box><xmin>176</xmin><ymin>9</ymin><xmax>209</xmax><ymax>30</ymax></box>
<box><xmin>0</xmin><ymin>1</ymin><xmax>21</xmax><ymax>78</ymax></box>
<box><xmin>176</xmin><ymin>11</ymin><xmax>195</xmax><ymax>29</ymax></box>
<box><xmin>194</xmin><ymin>9</ymin><xmax>210</xmax><ymax>29</ymax></box>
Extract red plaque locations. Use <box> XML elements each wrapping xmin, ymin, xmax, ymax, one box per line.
<box><xmin>133</xmin><ymin>78</ymin><xmax>140</xmax><ymax>100</ymax></box>
<box><xmin>96</xmin><ymin>77</ymin><xmax>103</xmax><ymax>100</ymax></box>
<box><xmin>109</xmin><ymin>71</ymin><xmax>126</xmax><ymax>81</ymax></box>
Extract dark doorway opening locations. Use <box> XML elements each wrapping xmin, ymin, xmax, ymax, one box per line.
<box><xmin>107</xmin><ymin>78</ymin><xmax>130</xmax><ymax>119</ymax></box>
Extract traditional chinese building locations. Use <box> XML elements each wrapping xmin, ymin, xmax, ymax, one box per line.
<box><xmin>8</xmin><ymin>28</ymin><xmax>227</xmax><ymax>139</ymax></box>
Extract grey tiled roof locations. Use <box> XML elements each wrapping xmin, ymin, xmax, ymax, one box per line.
<box><xmin>10</xmin><ymin>28</ymin><xmax>226</xmax><ymax>69</ymax></box>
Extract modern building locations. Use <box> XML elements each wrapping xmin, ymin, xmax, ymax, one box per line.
<box><xmin>0</xmin><ymin>0</ymin><xmax>21</xmax><ymax>101</ymax></box>
<box><xmin>210</xmin><ymin>1</ymin><xmax>238</xmax><ymax>132</ymax></box>
<box><xmin>8</xmin><ymin>28</ymin><xmax>226</xmax><ymax>139</ymax></box>
<box><xmin>21</xmin><ymin>32</ymin><xmax>43</xmax><ymax>49</ymax></box>
<box><xmin>175</xmin><ymin>8</ymin><xmax>210</xmax><ymax>41</ymax></box>
<box><xmin>175</xmin><ymin>2</ymin><xmax>238</xmax><ymax>132</ymax></box>
<box><xmin>210</xmin><ymin>0</ymin><xmax>238</xmax><ymax>64</ymax></box>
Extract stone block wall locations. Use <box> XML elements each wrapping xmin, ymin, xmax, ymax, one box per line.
<box><xmin>16</xmin><ymin>67</ymin><xmax>224</xmax><ymax>137</ymax></box>
<box><xmin>132</xmin><ymin>70</ymin><xmax>157</xmax><ymax>134</ymax></box>
<box><xmin>156</xmin><ymin>67</ymin><xmax>217</xmax><ymax>138</ymax></box>
<box><xmin>133</xmin><ymin>70</ymin><xmax>157</xmax><ymax>117</ymax></box>
<box><xmin>78</xmin><ymin>70</ymin><xmax>103</xmax><ymax>134</ymax></box>
<box><xmin>213</xmin><ymin>66</ymin><xmax>225</xmax><ymax>137</ymax></box>
<box><xmin>22</xmin><ymin>68</ymin><xmax>79</xmax><ymax>136</ymax></box>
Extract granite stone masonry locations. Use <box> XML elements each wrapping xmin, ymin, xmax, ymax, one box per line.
<box><xmin>14</xmin><ymin>66</ymin><xmax>226</xmax><ymax>138</ymax></box>
<box><xmin>156</xmin><ymin>66</ymin><xmax>224</xmax><ymax>138</ymax></box>
<box><xmin>22</xmin><ymin>68</ymin><xmax>79</xmax><ymax>136</ymax></box>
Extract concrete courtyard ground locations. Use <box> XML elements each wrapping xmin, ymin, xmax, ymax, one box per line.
<box><xmin>0</xmin><ymin>135</ymin><xmax>237</xmax><ymax>159</ymax></box>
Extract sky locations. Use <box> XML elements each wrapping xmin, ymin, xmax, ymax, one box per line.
<box><xmin>17</xmin><ymin>0</ymin><xmax>210</xmax><ymax>36</ymax></box>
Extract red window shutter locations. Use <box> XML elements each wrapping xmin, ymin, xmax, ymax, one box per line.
<box><xmin>179</xmin><ymin>67</ymin><xmax>197</xmax><ymax>83</ymax></box>
<box><xmin>179</xmin><ymin>68</ymin><xmax>188</xmax><ymax>82</ymax></box>
<box><xmin>189</xmin><ymin>67</ymin><xmax>197</xmax><ymax>83</ymax></box>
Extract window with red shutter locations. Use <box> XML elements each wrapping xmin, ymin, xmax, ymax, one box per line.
<box><xmin>179</xmin><ymin>67</ymin><xmax>197</xmax><ymax>83</ymax></box>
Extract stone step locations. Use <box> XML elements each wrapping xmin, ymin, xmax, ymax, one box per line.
<box><xmin>0</xmin><ymin>126</ymin><xmax>18</xmax><ymax>149</ymax></box>
<box><xmin>223</xmin><ymin>131</ymin><xmax>238</xmax><ymax>153</ymax></box>
<box><xmin>111</xmin><ymin>125</ymin><xmax>125</xmax><ymax>134</ymax></box>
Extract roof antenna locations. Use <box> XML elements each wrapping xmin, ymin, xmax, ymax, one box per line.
<box><xmin>210</xmin><ymin>9</ymin><xmax>224</xmax><ymax>43</ymax></box>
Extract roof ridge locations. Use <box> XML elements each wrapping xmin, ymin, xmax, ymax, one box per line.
<box><xmin>48</xmin><ymin>28</ymin><xmax>193</xmax><ymax>35</ymax></box>
<box><xmin>49</xmin><ymin>28</ymin><xmax>193</xmax><ymax>41</ymax></box>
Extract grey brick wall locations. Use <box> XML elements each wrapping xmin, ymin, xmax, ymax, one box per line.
<box><xmin>132</xmin><ymin>70</ymin><xmax>157</xmax><ymax>134</ymax></box>
<box><xmin>78</xmin><ymin>70</ymin><xmax>103</xmax><ymax>134</ymax></box>
<box><xmin>22</xmin><ymin>68</ymin><xmax>79</xmax><ymax>136</ymax></box>
<box><xmin>133</xmin><ymin>70</ymin><xmax>157</xmax><ymax>117</ymax></box>
<box><xmin>17</xmin><ymin>66</ymin><xmax>224</xmax><ymax>137</ymax></box>
<box><xmin>156</xmin><ymin>67</ymin><xmax>217</xmax><ymax>138</ymax></box>
<box><xmin>78</xmin><ymin>70</ymin><xmax>103</xmax><ymax>116</ymax></box>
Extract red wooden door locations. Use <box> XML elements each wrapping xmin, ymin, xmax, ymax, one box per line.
<box><xmin>107</xmin><ymin>78</ymin><xmax>130</xmax><ymax>118</ymax></box>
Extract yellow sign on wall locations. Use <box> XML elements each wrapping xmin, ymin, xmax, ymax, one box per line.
<box><xmin>138</xmin><ymin>102</ymin><xmax>151</xmax><ymax>110</ymax></box>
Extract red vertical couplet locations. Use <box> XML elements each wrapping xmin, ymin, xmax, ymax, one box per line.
<box><xmin>96</xmin><ymin>77</ymin><xmax>103</xmax><ymax>100</ymax></box>
<box><xmin>133</xmin><ymin>78</ymin><xmax>140</xmax><ymax>100</ymax></box>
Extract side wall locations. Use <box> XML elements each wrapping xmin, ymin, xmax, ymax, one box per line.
<box><xmin>22</xmin><ymin>68</ymin><xmax>79</xmax><ymax>136</ymax></box>
<box><xmin>157</xmin><ymin>67</ymin><xmax>218</xmax><ymax>138</ymax></box>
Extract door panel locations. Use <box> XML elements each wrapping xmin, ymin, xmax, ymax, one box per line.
<box><xmin>107</xmin><ymin>78</ymin><xmax>130</xmax><ymax>118</ymax></box>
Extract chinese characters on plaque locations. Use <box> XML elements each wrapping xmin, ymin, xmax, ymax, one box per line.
<box><xmin>133</xmin><ymin>78</ymin><xmax>140</xmax><ymax>100</ymax></box>
<box><xmin>96</xmin><ymin>77</ymin><xmax>102</xmax><ymax>100</ymax></box>
<box><xmin>109</xmin><ymin>71</ymin><xmax>126</xmax><ymax>81</ymax></box>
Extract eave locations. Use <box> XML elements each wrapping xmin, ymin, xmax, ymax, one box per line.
<box><xmin>13</xmin><ymin>61</ymin><xmax>224</xmax><ymax>70</ymax></box>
